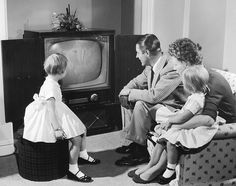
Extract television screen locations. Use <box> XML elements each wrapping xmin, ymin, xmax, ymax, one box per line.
<box><xmin>44</xmin><ymin>36</ymin><xmax>110</xmax><ymax>91</ymax></box>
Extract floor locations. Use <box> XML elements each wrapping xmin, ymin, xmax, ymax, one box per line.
<box><xmin>0</xmin><ymin>131</ymin><xmax>171</xmax><ymax>186</ymax></box>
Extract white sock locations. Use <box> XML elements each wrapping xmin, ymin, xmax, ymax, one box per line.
<box><xmin>80</xmin><ymin>149</ymin><xmax>96</xmax><ymax>162</ymax></box>
<box><xmin>69</xmin><ymin>163</ymin><xmax>84</xmax><ymax>178</ymax></box>
<box><xmin>80</xmin><ymin>149</ymin><xmax>89</xmax><ymax>160</ymax></box>
<box><xmin>69</xmin><ymin>163</ymin><xmax>79</xmax><ymax>173</ymax></box>
<box><xmin>163</xmin><ymin>163</ymin><xmax>176</xmax><ymax>178</ymax></box>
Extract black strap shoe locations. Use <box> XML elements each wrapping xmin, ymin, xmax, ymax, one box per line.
<box><xmin>67</xmin><ymin>170</ymin><xmax>93</xmax><ymax>182</ymax></box>
<box><xmin>78</xmin><ymin>156</ymin><xmax>101</xmax><ymax>165</ymax></box>
<box><xmin>157</xmin><ymin>168</ymin><xmax>176</xmax><ymax>185</ymax></box>
<box><xmin>115</xmin><ymin>142</ymin><xmax>137</xmax><ymax>154</ymax></box>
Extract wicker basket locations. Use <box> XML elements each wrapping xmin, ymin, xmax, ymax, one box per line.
<box><xmin>17</xmin><ymin>138</ymin><xmax>69</xmax><ymax>181</ymax></box>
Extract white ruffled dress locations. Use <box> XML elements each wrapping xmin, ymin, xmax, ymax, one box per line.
<box><xmin>155</xmin><ymin>93</ymin><xmax>219</xmax><ymax>149</ymax></box>
<box><xmin>23</xmin><ymin>76</ymin><xmax>86</xmax><ymax>143</ymax></box>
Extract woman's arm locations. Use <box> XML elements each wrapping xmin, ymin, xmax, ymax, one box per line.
<box><xmin>172</xmin><ymin>114</ymin><xmax>214</xmax><ymax>129</ymax></box>
<box><xmin>168</xmin><ymin>110</ymin><xmax>194</xmax><ymax>124</ymax></box>
<box><xmin>160</xmin><ymin>110</ymin><xmax>193</xmax><ymax>130</ymax></box>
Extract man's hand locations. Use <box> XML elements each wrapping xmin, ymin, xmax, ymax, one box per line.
<box><xmin>119</xmin><ymin>95</ymin><xmax>132</xmax><ymax>109</ymax></box>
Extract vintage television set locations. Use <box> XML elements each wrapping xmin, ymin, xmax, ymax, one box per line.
<box><xmin>2</xmin><ymin>29</ymin><xmax>122</xmax><ymax>134</ymax></box>
<box><xmin>23</xmin><ymin>30</ymin><xmax>115</xmax><ymax>105</ymax></box>
<box><xmin>45</xmin><ymin>36</ymin><xmax>111</xmax><ymax>103</ymax></box>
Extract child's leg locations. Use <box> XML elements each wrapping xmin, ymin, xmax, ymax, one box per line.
<box><xmin>136</xmin><ymin>142</ymin><xmax>165</xmax><ymax>175</ymax></box>
<box><xmin>79</xmin><ymin>132</ymin><xmax>100</xmax><ymax>164</ymax></box>
<box><xmin>69</xmin><ymin>135</ymin><xmax>81</xmax><ymax>165</ymax></box>
<box><xmin>79</xmin><ymin>132</ymin><xmax>86</xmax><ymax>154</ymax></box>
<box><xmin>67</xmin><ymin>135</ymin><xmax>93</xmax><ymax>182</ymax></box>
<box><xmin>162</xmin><ymin>142</ymin><xmax>178</xmax><ymax>178</ymax></box>
<box><xmin>68</xmin><ymin>135</ymin><xmax>85</xmax><ymax>177</ymax></box>
<box><xmin>139</xmin><ymin>149</ymin><xmax>167</xmax><ymax>181</ymax></box>
<box><xmin>149</xmin><ymin>142</ymin><xmax>166</xmax><ymax>165</ymax></box>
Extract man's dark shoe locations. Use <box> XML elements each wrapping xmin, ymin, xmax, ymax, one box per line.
<box><xmin>115</xmin><ymin>154</ymin><xmax>149</xmax><ymax>166</ymax></box>
<box><xmin>115</xmin><ymin>142</ymin><xmax>137</xmax><ymax>154</ymax></box>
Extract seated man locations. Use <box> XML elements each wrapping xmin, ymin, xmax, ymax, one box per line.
<box><xmin>115</xmin><ymin>34</ymin><xmax>188</xmax><ymax>166</ymax></box>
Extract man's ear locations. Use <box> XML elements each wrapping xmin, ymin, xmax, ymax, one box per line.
<box><xmin>186</xmin><ymin>61</ymin><xmax>191</xmax><ymax>67</ymax></box>
<box><xmin>145</xmin><ymin>50</ymin><xmax>150</xmax><ymax>57</ymax></box>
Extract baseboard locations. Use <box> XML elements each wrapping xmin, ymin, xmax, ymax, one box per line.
<box><xmin>0</xmin><ymin>144</ymin><xmax>15</xmax><ymax>156</ymax></box>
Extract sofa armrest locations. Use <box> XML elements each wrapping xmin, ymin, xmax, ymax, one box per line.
<box><xmin>212</xmin><ymin>68</ymin><xmax>236</xmax><ymax>94</ymax></box>
<box><xmin>213</xmin><ymin>123</ymin><xmax>236</xmax><ymax>140</ymax></box>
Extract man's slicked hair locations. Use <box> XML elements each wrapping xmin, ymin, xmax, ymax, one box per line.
<box><xmin>137</xmin><ymin>34</ymin><xmax>161</xmax><ymax>56</ymax></box>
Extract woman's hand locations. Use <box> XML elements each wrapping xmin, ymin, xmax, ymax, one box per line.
<box><xmin>160</xmin><ymin>120</ymin><xmax>172</xmax><ymax>131</ymax></box>
<box><xmin>54</xmin><ymin>128</ymin><xmax>67</xmax><ymax>140</ymax></box>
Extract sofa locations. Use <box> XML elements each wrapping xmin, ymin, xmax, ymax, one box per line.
<box><xmin>145</xmin><ymin>68</ymin><xmax>236</xmax><ymax>186</ymax></box>
<box><xmin>175</xmin><ymin>125</ymin><xmax>236</xmax><ymax>186</ymax></box>
<box><xmin>173</xmin><ymin>69</ymin><xmax>236</xmax><ymax>186</ymax></box>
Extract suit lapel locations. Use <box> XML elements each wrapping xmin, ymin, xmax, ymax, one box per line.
<box><xmin>151</xmin><ymin>55</ymin><xmax>167</xmax><ymax>88</ymax></box>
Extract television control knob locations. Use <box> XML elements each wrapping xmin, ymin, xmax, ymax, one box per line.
<box><xmin>90</xmin><ymin>93</ymin><xmax>98</xmax><ymax>102</ymax></box>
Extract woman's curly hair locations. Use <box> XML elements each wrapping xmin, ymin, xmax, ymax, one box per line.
<box><xmin>168</xmin><ymin>38</ymin><xmax>203</xmax><ymax>65</ymax></box>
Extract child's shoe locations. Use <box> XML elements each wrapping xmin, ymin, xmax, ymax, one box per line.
<box><xmin>67</xmin><ymin>170</ymin><xmax>93</xmax><ymax>182</ymax></box>
<box><xmin>78</xmin><ymin>156</ymin><xmax>101</xmax><ymax>165</ymax></box>
<box><xmin>157</xmin><ymin>171</ymin><xmax>176</xmax><ymax>185</ymax></box>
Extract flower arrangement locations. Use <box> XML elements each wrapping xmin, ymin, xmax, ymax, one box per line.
<box><xmin>51</xmin><ymin>4</ymin><xmax>84</xmax><ymax>31</ymax></box>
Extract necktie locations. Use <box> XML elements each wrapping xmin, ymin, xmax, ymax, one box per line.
<box><xmin>151</xmin><ymin>69</ymin><xmax>154</xmax><ymax>85</ymax></box>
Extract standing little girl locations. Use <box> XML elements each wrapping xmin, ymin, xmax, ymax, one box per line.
<box><xmin>23</xmin><ymin>53</ymin><xmax>100</xmax><ymax>182</ymax></box>
<box><xmin>130</xmin><ymin>65</ymin><xmax>219</xmax><ymax>184</ymax></box>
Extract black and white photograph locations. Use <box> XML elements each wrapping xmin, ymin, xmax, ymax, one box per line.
<box><xmin>0</xmin><ymin>0</ymin><xmax>236</xmax><ymax>185</ymax></box>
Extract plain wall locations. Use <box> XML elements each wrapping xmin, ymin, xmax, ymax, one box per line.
<box><xmin>188</xmin><ymin>0</ymin><xmax>226</xmax><ymax>69</ymax></box>
<box><xmin>91</xmin><ymin>0</ymin><xmax>121</xmax><ymax>34</ymax></box>
<box><xmin>152</xmin><ymin>0</ymin><xmax>185</xmax><ymax>52</ymax></box>
<box><xmin>223</xmin><ymin>0</ymin><xmax>236</xmax><ymax>73</ymax></box>
<box><xmin>120</xmin><ymin>0</ymin><xmax>142</xmax><ymax>35</ymax></box>
<box><xmin>121</xmin><ymin>0</ymin><xmax>135</xmax><ymax>34</ymax></box>
<box><xmin>7</xmin><ymin>0</ymin><xmax>121</xmax><ymax>39</ymax></box>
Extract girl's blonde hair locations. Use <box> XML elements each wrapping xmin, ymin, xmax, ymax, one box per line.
<box><xmin>44</xmin><ymin>53</ymin><xmax>68</xmax><ymax>75</ymax></box>
<box><xmin>183</xmin><ymin>65</ymin><xmax>209</xmax><ymax>94</ymax></box>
